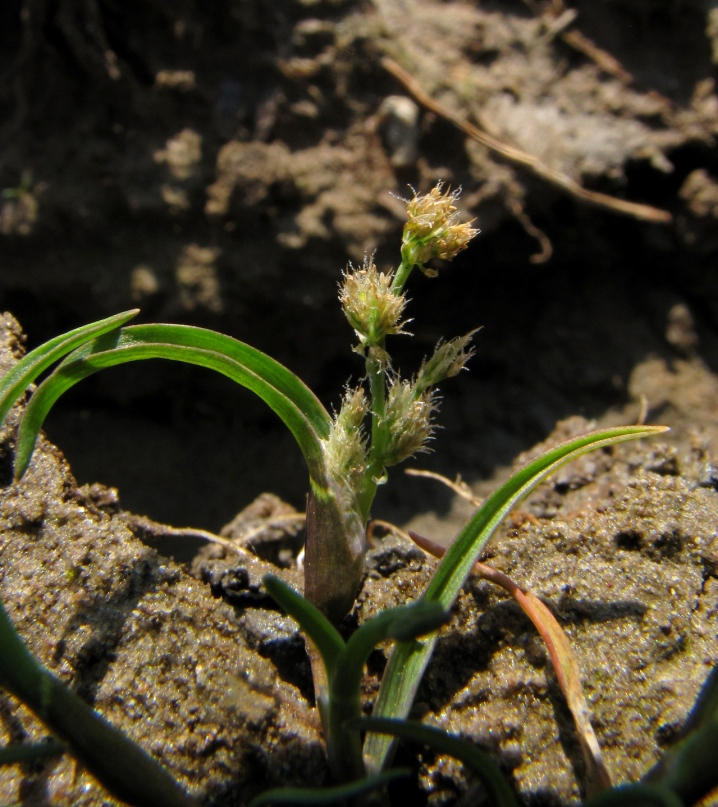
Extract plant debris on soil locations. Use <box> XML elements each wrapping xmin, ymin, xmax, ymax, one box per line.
<box><xmin>2</xmin><ymin>0</ymin><xmax>718</xmax><ymax>804</ymax></box>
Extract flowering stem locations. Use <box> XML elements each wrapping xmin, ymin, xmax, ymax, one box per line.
<box><xmin>358</xmin><ymin>252</ymin><xmax>417</xmax><ymax>520</ymax></box>
<box><xmin>358</xmin><ymin>349</ymin><xmax>388</xmax><ymax>520</ymax></box>
<box><xmin>336</xmin><ymin>182</ymin><xmax>479</xmax><ymax>591</ymax></box>
<box><xmin>357</xmin><ymin>251</ymin><xmax>436</xmax><ymax>519</ymax></box>
<box><xmin>389</xmin><ymin>254</ymin><xmax>415</xmax><ymax>296</ymax></box>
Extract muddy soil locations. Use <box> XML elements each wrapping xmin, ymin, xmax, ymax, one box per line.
<box><xmin>1</xmin><ymin>0</ymin><xmax>718</xmax><ymax>804</ymax></box>
<box><xmin>0</xmin><ymin>315</ymin><xmax>716</xmax><ymax>807</ymax></box>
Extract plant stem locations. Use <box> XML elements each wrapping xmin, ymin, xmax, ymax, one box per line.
<box><xmin>389</xmin><ymin>254</ymin><xmax>414</xmax><ymax>296</ymax></box>
<box><xmin>357</xmin><ymin>256</ymin><xmax>416</xmax><ymax>522</ymax></box>
<box><xmin>326</xmin><ymin>686</ymin><xmax>366</xmax><ymax>784</ymax></box>
<box><xmin>358</xmin><ymin>350</ymin><xmax>387</xmax><ymax>520</ymax></box>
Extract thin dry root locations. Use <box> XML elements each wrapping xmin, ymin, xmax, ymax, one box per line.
<box><xmin>404</xmin><ymin>467</ymin><xmax>481</xmax><ymax>506</ymax></box>
<box><xmin>508</xmin><ymin>200</ymin><xmax>553</xmax><ymax>264</ymax></box>
<box><xmin>382</xmin><ymin>57</ymin><xmax>672</xmax><ymax>225</ymax></box>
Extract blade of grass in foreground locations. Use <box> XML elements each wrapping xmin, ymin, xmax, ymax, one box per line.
<box><xmin>350</xmin><ymin>717</ymin><xmax>519</xmax><ymax>807</ymax></box>
<box><xmin>364</xmin><ymin>425</ymin><xmax>669</xmax><ymax>773</ymax></box>
<box><xmin>0</xmin><ymin>598</ymin><xmax>198</xmax><ymax>807</ymax></box>
<box><xmin>0</xmin><ymin>739</ymin><xmax>64</xmax><ymax>765</ymax></box>
<box><xmin>248</xmin><ymin>769</ymin><xmax>410</xmax><ymax>806</ymax></box>
<box><xmin>582</xmin><ymin>784</ymin><xmax>683</xmax><ymax>807</ymax></box>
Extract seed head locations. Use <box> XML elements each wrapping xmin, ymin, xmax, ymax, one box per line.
<box><xmin>326</xmin><ymin>386</ymin><xmax>369</xmax><ymax>490</ymax></box>
<box><xmin>402</xmin><ymin>183</ymin><xmax>479</xmax><ymax>272</ymax></box>
<box><xmin>415</xmin><ymin>331</ymin><xmax>477</xmax><ymax>394</ymax></box>
<box><xmin>383</xmin><ymin>378</ymin><xmax>437</xmax><ymax>466</ymax></box>
<box><xmin>339</xmin><ymin>256</ymin><xmax>410</xmax><ymax>349</ymax></box>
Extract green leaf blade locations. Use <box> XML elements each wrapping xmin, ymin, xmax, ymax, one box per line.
<box><xmin>248</xmin><ymin>769</ymin><xmax>410</xmax><ymax>806</ymax></box>
<box><xmin>342</xmin><ymin>600</ymin><xmax>447</xmax><ymax>678</ymax></box>
<box><xmin>124</xmin><ymin>324</ymin><xmax>332</xmax><ymax>439</ymax></box>
<box><xmin>0</xmin><ymin>310</ymin><xmax>139</xmax><ymax>427</ymax></box>
<box><xmin>350</xmin><ymin>717</ymin><xmax>519</xmax><ymax>807</ymax></box>
<box><xmin>328</xmin><ymin>599</ymin><xmax>448</xmax><ymax>742</ymax></box>
<box><xmin>425</xmin><ymin>425</ymin><xmax>668</xmax><ymax>608</ymax></box>
<box><xmin>0</xmin><ymin>739</ymin><xmax>65</xmax><ymax>766</ymax></box>
<box><xmin>14</xmin><ymin>325</ymin><xmax>333</xmax><ymax>484</ymax></box>
<box><xmin>262</xmin><ymin>574</ymin><xmax>345</xmax><ymax>680</ymax></box>
<box><xmin>582</xmin><ymin>784</ymin><xmax>683</xmax><ymax>807</ymax></box>
<box><xmin>365</xmin><ymin>425</ymin><xmax>668</xmax><ymax>773</ymax></box>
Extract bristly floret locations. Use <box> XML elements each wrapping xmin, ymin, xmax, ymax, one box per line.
<box><xmin>402</xmin><ymin>183</ymin><xmax>479</xmax><ymax>274</ymax></box>
<box><xmin>379</xmin><ymin>329</ymin><xmax>476</xmax><ymax>468</ymax></box>
<box><xmin>415</xmin><ymin>331</ymin><xmax>477</xmax><ymax>394</ymax></box>
<box><xmin>339</xmin><ymin>255</ymin><xmax>410</xmax><ymax>351</ymax></box>
<box><xmin>325</xmin><ymin>386</ymin><xmax>369</xmax><ymax>490</ymax></box>
<box><xmin>382</xmin><ymin>377</ymin><xmax>438</xmax><ymax>467</ymax></box>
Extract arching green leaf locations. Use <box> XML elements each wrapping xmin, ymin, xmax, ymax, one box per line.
<box><xmin>0</xmin><ymin>310</ymin><xmax>139</xmax><ymax>426</ymax></box>
<box><xmin>365</xmin><ymin>425</ymin><xmax>669</xmax><ymax>772</ymax></box>
<box><xmin>13</xmin><ymin>324</ymin><xmax>332</xmax><ymax>485</ymax></box>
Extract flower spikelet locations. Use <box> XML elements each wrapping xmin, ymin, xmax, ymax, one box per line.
<box><xmin>403</xmin><ymin>183</ymin><xmax>479</xmax><ymax>272</ymax></box>
<box><xmin>339</xmin><ymin>256</ymin><xmax>409</xmax><ymax>348</ymax></box>
<box><xmin>326</xmin><ymin>386</ymin><xmax>369</xmax><ymax>490</ymax></box>
<box><xmin>415</xmin><ymin>330</ymin><xmax>477</xmax><ymax>395</ymax></box>
<box><xmin>383</xmin><ymin>378</ymin><xmax>437</xmax><ymax>466</ymax></box>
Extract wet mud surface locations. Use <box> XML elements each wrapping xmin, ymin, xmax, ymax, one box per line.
<box><xmin>2</xmin><ymin>0</ymin><xmax>718</xmax><ymax>804</ymax></box>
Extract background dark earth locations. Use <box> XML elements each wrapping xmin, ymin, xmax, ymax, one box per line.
<box><xmin>1</xmin><ymin>1</ymin><xmax>718</xmax><ymax>805</ymax></box>
<box><xmin>3</xmin><ymin>0</ymin><xmax>718</xmax><ymax>533</ymax></box>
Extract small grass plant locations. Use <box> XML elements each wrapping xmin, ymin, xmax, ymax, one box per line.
<box><xmin>0</xmin><ymin>184</ymin><xmax>713</xmax><ymax>806</ymax></box>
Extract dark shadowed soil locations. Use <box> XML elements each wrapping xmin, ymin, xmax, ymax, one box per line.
<box><xmin>1</xmin><ymin>1</ymin><xmax>718</xmax><ymax>804</ymax></box>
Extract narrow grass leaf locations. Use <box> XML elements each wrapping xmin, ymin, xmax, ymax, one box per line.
<box><xmin>332</xmin><ymin>599</ymin><xmax>448</xmax><ymax>717</ymax></box>
<box><xmin>341</xmin><ymin>599</ymin><xmax>447</xmax><ymax>683</ymax></box>
<box><xmin>0</xmin><ymin>310</ymin><xmax>139</xmax><ymax>426</ymax></box>
<box><xmin>582</xmin><ymin>784</ymin><xmax>683</xmax><ymax>807</ymax></box>
<box><xmin>409</xmin><ymin>529</ymin><xmax>611</xmax><ymax>795</ymax></box>
<box><xmin>350</xmin><ymin>717</ymin><xmax>518</xmax><ymax>807</ymax></box>
<box><xmin>13</xmin><ymin>325</ymin><xmax>332</xmax><ymax>484</ymax></box>
<box><xmin>385</xmin><ymin>600</ymin><xmax>448</xmax><ymax>643</ymax></box>
<box><xmin>123</xmin><ymin>324</ymin><xmax>332</xmax><ymax>438</ymax></box>
<box><xmin>426</xmin><ymin>426</ymin><xmax>669</xmax><ymax>607</ymax></box>
<box><xmin>263</xmin><ymin>575</ymin><xmax>345</xmax><ymax>679</ymax></box>
<box><xmin>248</xmin><ymin>769</ymin><xmax>410</xmax><ymax>806</ymax></box>
<box><xmin>0</xmin><ymin>740</ymin><xmax>65</xmax><ymax>765</ymax></box>
<box><xmin>365</xmin><ymin>425</ymin><xmax>668</xmax><ymax>773</ymax></box>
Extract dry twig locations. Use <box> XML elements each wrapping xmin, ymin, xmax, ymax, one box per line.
<box><xmin>381</xmin><ymin>57</ymin><xmax>672</xmax><ymax>225</ymax></box>
<box><xmin>121</xmin><ymin>512</ymin><xmax>306</xmax><ymax>557</ymax></box>
<box><xmin>404</xmin><ymin>467</ymin><xmax>480</xmax><ymax>506</ymax></box>
<box><xmin>523</xmin><ymin>0</ymin><xmax>634</xmax><ymax>83</ymax></box>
